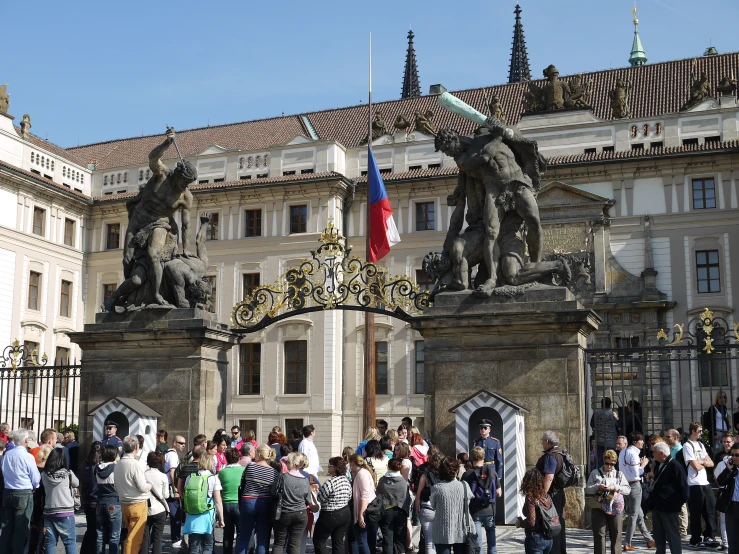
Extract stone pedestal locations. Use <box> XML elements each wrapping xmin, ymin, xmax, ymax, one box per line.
<box><xmin>411</xmin><ymin>286</ymin><xmax>600</xmax><ymax>526</ymax></box>
<box><xmin>69</xmin><ymin>308</ymin><xmax>238</xmax><ymax>453</ymax></box>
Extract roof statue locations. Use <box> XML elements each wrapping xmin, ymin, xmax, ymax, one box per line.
<box><xmin>608</xmin><ymin>78</ymin><xmax>632</xmax><ymax>119</ymax></box>
<box><xmin>628</xmin><ymin>4</ymin><xmax>648</xmax><ymax>67</ymax></box>
<box><xmin>103</xmin><ymin>128</ymin><xmax>214</xmax><ymax>313</ymax></box>
<box><xmin>524</xmin><ymin>65</ymin><xmax>592</xmax><ymax>113</ymax></box>
<box><xmin>393</xmin><ymin>114</ymin><xmax>411</xmax><ymax>133</ymax></box>
<box><xmin>0</xmin><ymin>85</ymin><xmax>10</xmax><ymax>114</ymax></box>
<box><xmin>508</xmin><ymin>4</ymin><xmax>531</xmax><ymax>83</ymax></box>
<box><xmin>401</xmin><ymin>29</ymin><xmax>421</xmax><ymax>99</ymax></box>
<box><xmin>425</xmin><ymin>92</ymin><xmax>569</xmax><ymax>298</ymax></box>
<box><xmin>360</xmin><ymin>110</ymin><xmax>391</xmax><ymax>145</ymax></box>
<box><xmin>703</xmin><ymin>46</ymin><xmax>719</xmax><ymax>57</ymax></box>
<box><xmin>486</xmin><ymin>94</ymin><xmax>507</xmax><ymax>125</ymax></box>
<box><xmin>20</xmin><ymin>114</ymin><xmax>32</xmax><ymax>138</ymax></box>
<box><xmin>414</xmin><ymin>109</ymin><xmax>436</xmax><ymax>136</ymax></box>
<box><xmin>716</xmin><ymin>75</ymin><xmax>737</xmax><ymax>96</ymax></box>
<box><xmin>680</xmin><ymin>70</ymin><xmax>712</xmax><ymax>111</ymax></box>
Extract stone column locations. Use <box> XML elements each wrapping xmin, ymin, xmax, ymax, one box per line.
<box><xmin>69</xmin><ymin>307</ymin><xmax>238</xmax><ymax>452</ymax></box>
<box><xmin>412</xmin><ymin>287</ymin><xmax>599</xmax><ymax>526</ymax></box>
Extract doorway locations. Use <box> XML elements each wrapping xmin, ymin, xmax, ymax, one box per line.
<box><xmin>105</xmin><ymin>411</ymin><xmax>130</xmax><ymax>440</ymax></box>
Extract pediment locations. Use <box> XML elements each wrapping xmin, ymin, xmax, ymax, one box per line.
<box><xmin>286</xmin><ymin>135</ymin><xmax>313</xmax><ymax>145</ymax></box>
<box><xmin>537</xmin><ymin>181</ymin><xmax>612</xmax><ymax>209</ymax></box>
<box><xmin>449</xmin><ymin>389</ymin><xmax>530</xmax><ymax>414</ymax></box>
<box><xmin>198</xmin><ymin>144</ymin><xmax>228</xmax><ymax>155</ymax></box>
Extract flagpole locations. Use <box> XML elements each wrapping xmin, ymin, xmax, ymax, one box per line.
<box><xmin>363</xmin><ymin>32</ymin><xmax>376</xmax><ymax>432</ymax></box>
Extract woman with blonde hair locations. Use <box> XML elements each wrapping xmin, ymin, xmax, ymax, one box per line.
<box><xmin>356</xmin><ymin>427</ymin><xmax>381</xmax><ymax>457</ymax></box>
<box><xmin>182</xmin><ymin>452</ymin><xmax>225</xmax><ymax>554</ymax></box>
<box><xmin>585</xmin><ymin>449</ymin><xmax>630</xmax><ymax>554</ymax></box>
<box><xmin>236</xmin><ymin>444</ymin><xmax>278</xmax><ymax>554</ymax></box>
<box><xmin>348</xmin><ymin>454</ymin><xmax>378</xmax><ymax>554</ymax></box>
<box><xmin>271</xmin><ymin>451</ymin><xmax>316</xmax><ymax>554</ymax></box>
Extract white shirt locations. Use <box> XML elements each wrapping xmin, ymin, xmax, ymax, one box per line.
<box><xmin>298</xmin><ymin>438</ymin><xmax>322</xmax><ymax>476</ymax></box>
<box><xmin>163</xmin><ymin>449</ymin><xmax>180</xmax><ymax>485</ymax></box>
<box><xmin>618</xmin><ymin>445</ymin><xmax>644</xmax><ymax>483</ymax></box>
<box><xmin>683</xmin><ymin>440</ymin><xmax>709</xmax><ymax>486</ymax></box>
<box><xmin>145</xmin><ymin>467</ymin><xmax>170</xmax><ymax>516</ymax></box>
<box><xmin>716</xmin><ymin>410</ymin><xmax>728</xmax><ymax>433</ymax></box>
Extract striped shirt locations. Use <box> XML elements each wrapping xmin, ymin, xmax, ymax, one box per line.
<box><xmin>317</xmin><ymin>475</ymin><xmax>352</xmax><ymax>512</ymax></box>
<box><xmin>240</xmin><ymin>462</ymin><xmax>279</xmax><ymax>498</ymax></box>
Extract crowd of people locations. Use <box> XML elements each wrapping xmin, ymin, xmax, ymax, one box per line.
<box><xmin>1</xmin><ymin>413</ymin><xmax>739</xmax><ymax>554</ymax></box>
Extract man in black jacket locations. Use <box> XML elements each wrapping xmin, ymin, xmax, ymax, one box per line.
<box><xmin>650</xmin><ymin>442</ymin><xmax>689</xmax><ymax>554</ymax></box>
<box><xmin>717</xmin><ymin>442</ymin><xmax>739</xmax><ymax>554</ymax></box>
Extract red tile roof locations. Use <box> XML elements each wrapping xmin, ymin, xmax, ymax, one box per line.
<box><xmin>69</xmin><ymin>52</ymin><xmax>739</xmax><ymax>170</ymax></box>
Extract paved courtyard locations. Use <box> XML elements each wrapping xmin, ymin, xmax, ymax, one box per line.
<box><xmin>54</xmin><ymin>514</ymin><xmax>664</xmax><ymax>554</ymax></box>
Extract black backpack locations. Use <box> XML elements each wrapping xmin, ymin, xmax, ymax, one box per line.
<box><xmin>536</xmin><ymin>498</ymin><xmax>562</xmax><ymax>539</ymax></box>
<box><xmin>553</xmin><ymin>450</ymin><xmax>581</xmax><ymax>489</ymax></box>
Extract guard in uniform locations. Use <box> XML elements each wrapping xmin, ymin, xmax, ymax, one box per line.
<box><xmin>472</xmin><ymin>418</ymin><xmax>503</xmax><ymax>479</ymax></box>
<box><xmin>101</xmin><ymin>421</ymin><xmax>124</xmax><ymax>457</ymax></box>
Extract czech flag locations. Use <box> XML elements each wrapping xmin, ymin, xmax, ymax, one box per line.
<box><xmin>368</xmin><ymin>147</ymin><xmax>400</xmax><ymax>262</ymax></box>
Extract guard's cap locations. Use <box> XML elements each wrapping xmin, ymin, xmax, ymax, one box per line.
<box><xmin>479</xmin><ymin>419</ymin><xmax>492</xmax><ymax>428</ymax></box>
<box><xmin>105</xmin><ymin>421</ymin><xmax>117</xmax><ymax>428</ymax></box>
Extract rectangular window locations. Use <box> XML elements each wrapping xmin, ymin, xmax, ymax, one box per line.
<box><xmin>631</xmin><ymin>143</ymin><xmax>644</xmax><ymax>151</ymax></box>
<box><xmin>239</xmin><ymin>419</ymin><xmax>258</xmax><ymax>437</ymax></box>
<box><xmin>64</xmin><ymin>219</ymin><xmax>75</xmax><ymax>247</ymax></box>
<box><xmin>59</xmin><ymin>280</ymin><xmax>72</xmax><ymax>318</ymax></box>
<box><xmin>415</xmin><ymin>341</ymin><xmax>425</xmax><ymax>394</ymax></box>
<box><xmin>106</xmin><ymin>223</ymin><xmax>120</xmax><ymax>250</ymax></box>
<box><xmin>206</xmin><ymin>213</ymin><xmax>219</xmax><ymax>240</ymax></box>
<box><xmin>244</xmin><ymin>209</ymin><xmax>262</xmax><ymax>238</ymax></box>
<box><xmin>239</xmin><ymin>343</ymin><xmax>261</xmax><ymax>395</ymax></box>
<box><xmin>20</xmin><ymin>417</ymin><xmax>34</xmax><ymax>430</ymax></box>
<box><xmin>602</xmin><ymin>146</ymin><xmax>615</xmax><ymax>152</ymax></box>
<box><xmin>416</xmin><ymin>202</ymin><xmax>435</xmax><ymax>231</ymax></box>
<box><xmin>683</xmin><ymin>138</ymin><xmax>699</xmax><ymax>147</ymax></box>
<box><xmin>103</xmin><ymin>283</ymin><xmax>117</xmax><ymax>303</ymax></box>
<box><xmin>32</xmin><ymin>207</ymin><xmax>45</xmax><ymax>236</ymax></box>
<box><xmin>584</xmin><ymin>148</ymin><xmax>596</xmax><ymax>155</ymax></box>
<box><xmin>242</xmin><ymin>273</ymin><xmax>260</xmax><ymax>300</ymax></box>
<box><xmin>53</xmin><ymin>420</ymin><xmax>65</xmax><ymax>432</ymax></box>
<box><xmin>614</xmin><ymin>337</ymin><xmax>639</xmax><ymax>349</ymax></box>
<box><xmin>21</xmin><ymin>341</ymin><xmax>39</xmax><ymax>394</ymax></box>
<box><xmin>54</xmin><ymin>347</ymin><xmax>70</xmax><ymax>398</ymax></box>
<box><xmin>284</xmin><ymin>340</ymin><xmax>307</xmax><ymax>394</ymax></box>
<box><xmin>285</xmin><ymin>419</ymin><xmax>304</xmax><ymax>436</ymax></box>
<box><xmin>696</xmin><ymin>250</ymin><xmax>720</xmax><ymax>293</ymax></box>
<box><xmin>699</xmin><ymin>355</ymin><xmax>728</xmax><ymax>387</ymax></box>
<box><xmin>376</xmin><ymin>342</ymin><xmax>388</xmax><ymax>395</ymax></box>
<box><xmin>692</xmin><ymin>178</ymin><xmax>716</xmax><ymax>210</ymax></box>
<box><xmin>415</xmin><ymin>269</ymin><xmax>434</xmax><ymax>291</ymax></box>
<box><xmin>28</xmin><ymin>271</ymin><xmax>41</xmax><ymax>311</ymax></box>
<box><xmin>289</xmin><ymin>205</ymin><xmax>308</xmax><ymax>234</ymax></box>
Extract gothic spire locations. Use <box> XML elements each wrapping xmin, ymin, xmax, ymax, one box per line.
<box><xmin>629</xmin><ymin>4</ymin><xmax>648</xmax><ymax>67</ymax></box>
<box><xmin>508</xmin><ymin>4</ymin><xmax>531</xmax><ymax>84</ymax></box>
<box><xmin>401</xmin><ymin>29</ymin><xmax>421</xmax><ymax>98</ymax></box>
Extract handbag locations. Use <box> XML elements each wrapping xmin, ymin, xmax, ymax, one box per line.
<box><xmin>364</xmin><ymin>496</ymin><xmax>385</xmax><ymax>524</ymax></box>
<box><xmin>271</xmin><ymin>473</ymin><xmax>285</xmax><ymax>521</ymax></box>
<box><xmin>463</xmin><ymin>481</ymin><xmax>480</xmax><ymax>554</ymax></box>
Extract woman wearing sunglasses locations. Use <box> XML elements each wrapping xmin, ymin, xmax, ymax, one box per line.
<box><xmin>585</xmin><ymin>449</ymin><xmax>631</xmax><ymax>554</ymax></box>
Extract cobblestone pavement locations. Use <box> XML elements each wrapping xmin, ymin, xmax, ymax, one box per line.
<box><xmin>57</xmin><ymin>514</ymin><xmax>665</xmax><ymax>554</ymax></box>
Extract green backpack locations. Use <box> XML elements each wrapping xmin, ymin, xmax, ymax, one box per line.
<box><xmin>183</xmin><ymin>472</ymin><xmax>213</xmax><ymax>515</ymax></box>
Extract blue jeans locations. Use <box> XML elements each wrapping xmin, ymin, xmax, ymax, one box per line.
<box><xmin>190</xmin><ymin>531</ymin><xmax>215</xmax><ymax>554</ymax></box>
<box><xmin>96</xmin><ymin>501</ymin><xmax>122</xmax><ymax>554</ymax></box>
<box><xmin>473</xmin><ymin>514</ymin><xmax>497</xmax><ymax>554</ymax></box>
<box><xmin>223</xmin><ymin>502</ymin><xmax>240</xmax><ymax>554</ymax></box>
<box><xmin>349</xmin><ymin>520</ymin><xmax>378</xmax><ymax>554</ymax></box>
<box><xmin>45</xmin><ymin>515</ymin><xmax>77</xmax><ymax>554</ymax></box>
<box><xmin>168</xmin><ymin>498</ymin><xmax>182</xmax><ymax>543</ymax></box>
<box><xmin>0</xmin><ymin>488</ymin><xmax>34</xmax><ymax>554</ymax></box>
<box><xmin>524</xmin><ymin>531</ymin><xmax>552</xmax><ymax>554</ymax></box>
<box><xmin>236</xmin><ymin>497</ymin><xmax>272</xmax><ymax>554</ymax></box>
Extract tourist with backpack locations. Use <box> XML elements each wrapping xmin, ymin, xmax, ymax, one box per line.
<box><xmin>271</xmin><ymin>452</ymin><xmax>316</xmax><ymax>554</ymax></box>
<box><xmin>683</xmin><ymin>421</ymin><xmax>720</xmax><ymax>549</ymax></box>
<box><xmin>463</xmin><ymin>446</ymin><xmax>502</xmax><ymax>554</ymax></box>
<box><xmin>429</xmin><ymin>457</ymin><xmax>474</xmax><ymax>554</ymax></box>
<box><xmin>376</xmin><ymin>458</ymin><xmax>412</xmax><ymax>554</ymax></box>
<box><xmin>535</xmin><ymin>431</ymin><xmax>578</xmax><ymax>554</ymax></box>
<box><xmin>415</xmin><ymin>450</ymin><xmax>445</xmax><ymax>554</ymax></box>
<box><xmin>584</xmin><ymin>449</ymin><xmax>630</xmax><ymax>554</ymax></box>
<box><xmin>163</xmin><ymin>435</ymin><xmax>186</xmax><ymax>549</ymax></box>
<box><xmin>517</xmin><ymin>468</ymin><xmax>558</xmax><ymax>554</ymax></box>
<box><xmin>95</xmin><ymin>445</ymin><xmax>121</xmax><ymax>554</ymax></box>
<box><xmin>41</xmin><ymin>447</ymin><xmax>79</xmax><ymax>554</ymax></box>
<box><xmin>182</xmin><ymin>452</ymin><xmax>224</xmax><ymax>554</ymax></box>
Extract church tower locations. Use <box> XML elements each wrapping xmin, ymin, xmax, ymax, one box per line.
<box><xmin>628</xmin><ymin>4</ymin><xmax>648</xmax><ymax>66</ymax></box>
<box><xmin>508</xmin><ymin>4</ymin><xmax>531</xmax><ymax>83</ymax></box>
<box><xmin>401</xmin><ymin>29</ymin><xmax>421</xmax><ymax>98</ymax></box>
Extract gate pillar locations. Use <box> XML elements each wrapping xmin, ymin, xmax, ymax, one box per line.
<box><xmin>69</xmin><ymin>307</ymin><xmax>238</xmax><ymax>455</ymax></box>
<box><xmin>411</xmin><ymin>287</ymin><xmax>599</xmax><ymax>527</ymax></box>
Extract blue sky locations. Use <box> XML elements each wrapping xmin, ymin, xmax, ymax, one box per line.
<box><xmin>3</xmin><ymin>0</ymin><xmax>737</xmax><ymax>147</ymax></box>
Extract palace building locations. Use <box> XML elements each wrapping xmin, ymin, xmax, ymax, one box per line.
<box><xmin>0</xmin><ymin>5</ymin><xmax>738</xmax><ymax>464</ymax></box>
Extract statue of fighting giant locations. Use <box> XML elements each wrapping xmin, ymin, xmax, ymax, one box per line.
<box><xmin>103</xmin><ymin>128</ymin><xmax>213</xmax><ymax>312</ymax></box>
<box><xmin>425</xmin><ymin>93</ymin><xmax>569</xmax><ymax>298</ymax></box>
